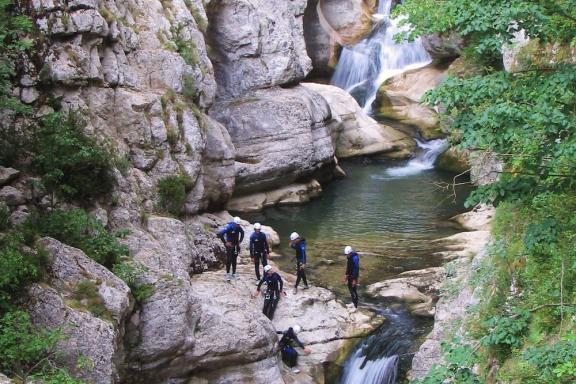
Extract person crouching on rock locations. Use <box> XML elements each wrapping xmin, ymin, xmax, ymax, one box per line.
<box><xmin>277</xmin><ymin>325</ymin><xmax>311</xmax><ymax>374</ymax></box>
<box><xmin>253</xmin><ymin>265</ymin><xmax>286</xmax><ymax>320</ymax></box>
<box><xmin>343</xmin><ymin>245</ymin><xmax>360</xmax><ymax>308</ymax></box>
<box><xmin>289</xmin><ymin>232</ymin><xmax>309</xmax><ymax>294</ymax></box>
<box><xmin>250</xmin><ymin>222</ymin><xmax>270</xmax><ymax>281</ymax></box>
<box><xmin>217</xmin><ymin>216</ymin><xmax>244</xmax><ymax>281</ymax></box>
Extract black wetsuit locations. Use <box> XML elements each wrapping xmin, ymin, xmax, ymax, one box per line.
<box><xmin>250</xmin><ymin>231</ymin><xmax>270</xmax><ymax>279</ymax></box>
<box><xmin>277</xmin><ymin>328</ymin><xmax>304</xmax><ymax>367</ymax></box>
<box><xmin>217</xmin><ymin>222</ymin><xmax>245</xmax><ymax>275</ymax></box>
<box><xmin>257</xmin><ymin>272</ymin><xmax>283</xmax><ymax>320</ymax></box>
<box><xmin>291</xmin><ymin>238</ymin><xmax>308</xmax><ymax>289</ymax></box>
<box><xmin>346</xmin><ymin>252</ymin><xmax>360</xmax><ymax>308</ymax></box>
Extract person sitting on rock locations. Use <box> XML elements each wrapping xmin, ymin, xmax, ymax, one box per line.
<box><xmin>342</xmin><ymin>245</ymin><xmax>360</xmax><ymax>308</ymax></box>
<box><xmin>253</xmin><ymin>265</ymin><xmax>285</xmax><ymax>320</ymax></box>
<box><xmin>277</xmin><ymin>325</ymin><xmax>311</xmax><ymax>374</ymax></box>
<box><xmin>249</xmin><ymin>222</ymin><xmax>270</xmax><ymax>281</ymax></box>
<box><xmin>289</xmin><ymin>232</ymin><xmax>309</xmax><ymax>293</ymax></box>
<box><xmin>217</xmin><ymin>216</ymin><xmax>244</xmax><ymax>281</ymax></box>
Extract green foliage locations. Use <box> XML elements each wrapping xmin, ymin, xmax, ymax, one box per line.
<box><xmin>0</xmin><ymin>310</ymin><xmax>61</xmax><ymax>378</ymax></box>
<box><xmin>522</xmin><ymin>333</ymin><xmax>576</xmax><ymax>383</ymax></box>
<box><xmin>481</xmin><ymin>309</ymin><xmax>530</xmax><ymax>350</ymax></box>
<box><xmin>32</xmin><ymin>112</ymin><xmax>114</xmax><ymax>202</ymax></box>
<box><xmin>132</xmin><ymin>283</ymin><xmax>155</xmax><ymax>303</ymax></box>
<box><xmin>395</xmin><ymin>0</ymin><xmax>576</xmax><ymax>66</ymax></box>
<box><xmin>414</xmin><ymin>340</ymin><xmax>481</xmax><ymax>384</ymax></box>
<box><xmin>170</xmin><ymin>22</ymin><xmax>200</xmax><ymax>67</ymax></box>
<box><xmin>27</xmin><ymin>208</ymin><xmax>129</xmax><ymax>268</ymax></box>
<box><xmin>0</xmin><ymin>204</ymin><xmax>10</xmax><ymax>231</ymax></box>
<box><xmin>71</xmin><ymin>280</ymin><xmax>110</xmax><ymax>320</ymax></box>
<box><xmin>157</xmin><ymin>174</ymin><xmax>192</xmax><ymax>216</ymax></box>
<box><xmin>112</xmin><ymin>260</ymin><xmax>154</xmax><ymax>303</ymax></box>
<box><xmin>0</xmin><ymin>234</ymin><xmax>47</xmax><ymax>311</ymax></box>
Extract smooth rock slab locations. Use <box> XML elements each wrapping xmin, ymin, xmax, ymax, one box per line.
<box><xmin>0</xmin><ymin>166</ymin><xmax>20</xmax><ymax>186</ymax></box>
<box><xmin>0</xmin><ymin>186</ymin><xmax>27</xmax><ymax>206</ymax></box>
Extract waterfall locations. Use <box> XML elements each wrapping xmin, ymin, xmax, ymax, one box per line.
<box><xmin>386</xmin><ymin>139</ymin><xmax>448</xmax><ymax>177</ymax></box>
<box><xmin>331</xmin><ymin>0</ymin><xmax>431</xmax><ymax>113</ymax></box>
<box><xmin>340</xmin><ymin>353</ymin><xmax>399</xmax><ymax>384</ymax></box>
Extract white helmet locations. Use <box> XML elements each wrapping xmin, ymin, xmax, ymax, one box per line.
<box><xmin>263</xmin><ymin>265</ymin><xmax>272</xmax><ymax>273</ymax></box>
<box><xmin>292</xmin><ymin>325</ymin><xmax>301</xmax><ymax>334</ymax></box>
<box><xmin>233</xmin><ymin>216</ymin><xmax>241</xmax><ymax>224</ymax></box>
<box><xmin>254</xmin><ymin>222</ymin><xmax>262</xmax><ymax>230</ymax></box>
<box><xmin>289</xmin><ymin>232</ymin><xmax>300</xmax><ymax>241</ymax></box>
<box><xmin>344</xmin><ymin>246</ymin><xmax>353</xmax><ymax>255</ymax></box>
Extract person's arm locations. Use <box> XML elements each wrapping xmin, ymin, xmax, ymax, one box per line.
<box><xmin>239</xmin><ymin>226</ymin><xmax>245</xmax><ymax>243</ymax></box>
<box><xmin>352</xmin><ymin>256</ymin><xmax>360</xmax><ymax>280</ymax></box>
<box><xmin>217</xmin><ymin>225</ymin><xmax>228</xmax><ymax>244</ymax></box>
<box><xmin>249</xmin><ymin>233</ymin><xmax>255</xmax><ymax>257</ymax></box>
<box><xmin>300</xmin><ymin>243</ymin><xmax>306</xmax><ymax>264</ymax></box>
<box><xmin>264</xmin><ymin>233</ymin><xmax>270</xmax><ymax>254</ymax></box>
<box><xmin>278</xmin><ymin>274</ymin><xmax>284</xmax><ymax>293</ymax></box>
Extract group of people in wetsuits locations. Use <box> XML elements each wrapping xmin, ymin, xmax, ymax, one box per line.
<box><xmin>217</xmin><ymin>216</ymin><xmax>360</xmax><ymax>373</ymax></box>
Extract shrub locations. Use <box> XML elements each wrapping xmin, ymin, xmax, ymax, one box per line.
<box><xmin>157</xmin><ymin>174</ymin><xmax>192</xmax><ymax>216</ymax></box>
<box><xmin>33</xmin><ymin>112</ymin><xmax>114</xmax><ymax>202</ymax></box>
<box><xmin>0</xmin><ymin>234</ymin><xmax>47</xmax><ymax>311</ymax></box>
<box><xmin>27</xmin><ymin>209</ymin><xmax>129</xmax><ymax>268</ymax></box>
<box><xmin>72</xmin><ymin>280</ymin><xmax>109</xmax><ymax>320</ymax></box>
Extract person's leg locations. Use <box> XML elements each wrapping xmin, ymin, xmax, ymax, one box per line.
<box><xmin>263</xmin><ymin>298</ymin><xmax>271</xmax><ymax>318</ymax></box>
<box><xmin>295</xmin><ymin>262</ymin><xmax>302</xmax><ymax>288</ymax></box>
<box><xmin>348</xmin><ymin>279</ymin><xmax>358</xmax><ymax>307</ymax></box>
<box><xmin>301</xmin><ymin>267</ymin><xmax>308</xmax><ymax>288</ymax></box>
<box><xmin>226</xmin><ymin>246</ymin><xmax>233</xmax><ymax>274</ymax></box>
<box><xmin>254</xmin><ymin>253</ymin><xmax>261</xmax><ymax>279</ymax></box>
<box><xmin>231</xmin><ymin>245</ymin><xmax>238</xmax><ymax>275</ymax></box>
<box><xmin>268</xmin><ymin>296</ymin><xmax>279</xmax><ymax>320</ymax></box>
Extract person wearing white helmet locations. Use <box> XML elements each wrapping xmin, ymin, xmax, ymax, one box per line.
<box><xmin>252</xmin><ymin>265</ymin><xmax>286</xmax><ymax>320</ymax></box>
<box><xmin>289</xmin><ymin>232</ymin><xmax>309</xmax><ymax>293</ymax></box>
<box><xmin>342</xmin><ymin>246</ymin><xmax>360</xmax><ymax>308</ymax></box>
<box><xmin>277</xmin><ymin>324</ymin><xmax>311</xmax><ymax>373</ymax></box>
<box><xmin>249</xmin><ymin>223</ymin><xmax>270</xmax><ymax>281</ymax></box>
<box><xmin>217</xmin><ymin>216</ymin><xmax>245</xmax><ymax>281</ymax></box>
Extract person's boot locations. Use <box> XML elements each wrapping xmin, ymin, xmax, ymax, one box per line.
<box><xmin>291</xmin><ymin>367</ymin><xmax>300</xmax><ymax>374</ymax></box>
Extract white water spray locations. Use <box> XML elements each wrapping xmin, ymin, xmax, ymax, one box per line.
<box><xmin>340</xmin><ymin>352</ymin><xmax>399</xmax><ymax>384</ymax></box>
<box><xmin>331</xmin><ymin>0</ymin><xmax>431</xmax><ymax>113</ymax></box>
<box><xmin>386</xmin><ymin>139</ymin><xmax>448</xmax><ymax>177</ymax></box>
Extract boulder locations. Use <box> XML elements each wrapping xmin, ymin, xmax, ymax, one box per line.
<box><xmin>375</xmin><ymin>62</ymin><xmax>449</xmax><ymax>140</ymax></box>
<box><xmin>302</xmin><ymin>82</ymin><xmax>414</xmax><ymax>157</ymax></box>
<box><xmin>226</xmin><ymin>180</ymin><xmax>323</xmax><ymax>212</ymax></box>
<box><xmin>366</xmin><ymin>267</ymin><xmax>445</xmax><ymax>317</ymax></box>
<box><xmin>0</xmin><ymin>186</ymin><xmax>27</xmax><ymax>206</ymax></box>
<box><xmin>0</xmin><ymin>167</ymin><xmax>20</xmax><ymax>186</ymax></box>
<box><xmin>210</xmin><ymin>85</ymin><xmax>336</xmax><ymax>194</ymax></box>
<box><xmin>0</xmin><ymin>374</ymin><xmax>12</xmax><ymax>384</ymax></box>
<box><xmin>316</xmin><ymin>0</ymin><xmax>377</xmax><ymax>46</ymax></box>
<box><xmin>422</xmin><ymin>32</ymin><xmax>463</xmax><ymax>60</ymax></box>
<box><xmin>450</xmin><ymin>204</ymin><xmax>495</xmax><ymax>232</ymax></box>
<box><xmin>435</xmin><ymin>147</ymin><xmax>470</xmax><ymax>174</ymax></box>
<box><xmin>27</xmin><ymin>237</ymin><xmax>132</xmax><ymax>384</ymax></box>
<box><xmin>469</xmin><ymin>150</ymin><xmax>503</xmax><ymax>186</ymax></box>
<box><xmin>206</xmin><ymin>0</ymin><xmax>312</xmax><ymax>99</ymax></box>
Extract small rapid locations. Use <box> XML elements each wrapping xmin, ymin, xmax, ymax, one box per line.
<box><xmin>385</xmin><ymin>139</ymin><xmax>449</xmax><ymax>177</ymax></box>
<box><xmin>331</xmin><ymin>0</ymin><xmax>431</xmax><ymax>112</ymax></box>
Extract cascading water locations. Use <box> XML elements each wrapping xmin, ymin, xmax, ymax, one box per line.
<box><xmin>331</xmin><ymin>0</ymin><xmax>431</xmax><ymax>112</ymax></box>
<box><xmin>386</xmin><ymin>139</ymin><xmax>449</xmax><ymax>177</ymax></box>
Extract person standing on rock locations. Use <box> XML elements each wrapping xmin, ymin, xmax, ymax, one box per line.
<box><xmin>343</xmin><ymin>245</ymin><xmax>360</xmax><ymax>308</ymax></box>
<box><xmin>277</xmin><ymin>325</ymin><xmax>311</xmax><ymax>374</ymax></box>
<box><xmin>217</xmin><ymin>216</ymin><xmax>245</xmax><ymax>281</ymax></box>
<box><xmin>253</xmin><ymin>265</ymin><xmax>285</xmax><ymax>320</ymax></box>
<box><xmin>289</xmin><ymin>232</ymin><xmax>309</xmax><ymax>293</ymax></box>
<box><xmin>249</xmin><ymin>223</ymin><xmax>270</xmax><ymax>281</ymax></box>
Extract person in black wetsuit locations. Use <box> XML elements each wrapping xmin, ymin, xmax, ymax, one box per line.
<box><xmin>249</xmin><ymin>222</ymin><xmax>270</xmax><ymax>281</ymax></box>
<box><xmin>217</xmin><ymin>216</ymin><xmax>245</xmax><ymax>280</ymax></box>
<box><xmin>289</xmin><ymin>232</ymin><xmax>309</xmax><ymax>293</ymax></box>
<box><xmin>253</xmin><ymin>265</ymin><xmax>285</xmax><ymax>320</ymax></box>
<box><xmin>277</xmin><ymin>325</ymin><xmax>311</xmax><ymax>373</ymax></box>
<box><xmin>343</xmin><ymin>245</ymin><xmax>360</xmax><ymax>308</ymax></box>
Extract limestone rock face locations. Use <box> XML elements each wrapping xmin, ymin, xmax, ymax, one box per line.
<box><xmin>206</xmin><ymin>0</ymin><xmax>312</xmax><ymax>99</ymax></box>
<box><xmin>316</xmin><ymin>0</ymin><xmax>376</xmax><ymax>46</ymax></box>
<box><xmin>469</xmin><ymin>151</ymin><xmax>504</xmax><ymax>186</ymax></box>
<box><xmin>411</xmin><ymin>210</ymin><xmax>492</xmax><ymax>379</ymax></box>
<box><xmin>210</xmin><ymin>85</ymin><xmax>336</xmax><ymax>194</ymax></box>
<box><xmin>27</xmin><ymin>238</ymin><xmax>132</xmax><ymax>384</ymax></box>
<box><xmin>435</xmin><ymin>147</ymin><xmax>470</xmax><ymax>174</ymax></box>
<box><xmin>0</xmin><ymin>186</ymin><xmax>27</xmax><ymax>206</ymax></box>
<box><xmin>375</xmin><ymin>63</ymin><xmax>449</xmax><ymax>139</ymax></box>
<box><xmin>302</xmin><ymin>82</ymin><xmax>414</xmax><ymax>158</ymax></box>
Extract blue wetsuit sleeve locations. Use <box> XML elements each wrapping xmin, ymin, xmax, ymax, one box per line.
<box><xmin>256</xmin><ymin>276</ymin><xmax>265</xmax><ymax>291</ymax></box>
<box><xmin>300</xmin><ymin>243</ymin><xmax>307</xmax><ymax>264</ymax></box>
<box><xmin>353</xmin><ymin>256</ymin><xmax>360</xmax><ymax>279</ymax></box>
<box><xmin>217</xmin><ymin>225</ymin><xmax>229</xmax><ymax>243</ymax></box>
<box><xmin>264</xmin><ymin>234</ymin><xmax>270</xmax><ymax>253</ymax></box>
<box><xmin>279</xmin><ymin>274</ymin><xmax>283</xmax><ymax>292</ymax></box>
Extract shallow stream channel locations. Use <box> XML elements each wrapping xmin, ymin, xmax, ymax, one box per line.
<box><xmin>243</xmin><ymin>155</ymin><xmax>472</xmax><ymax>383</ymax></box>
